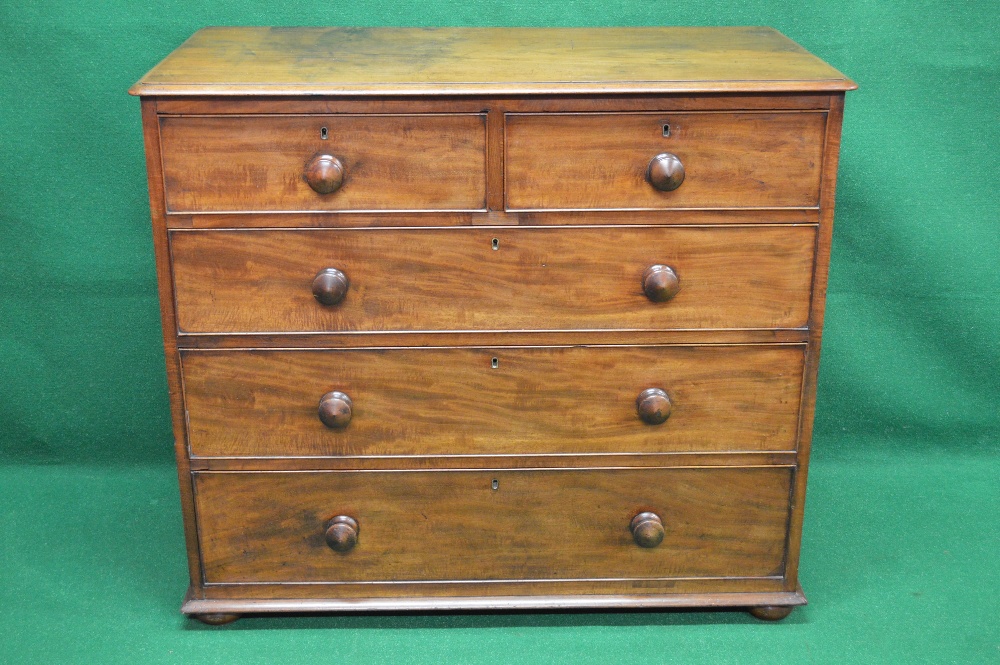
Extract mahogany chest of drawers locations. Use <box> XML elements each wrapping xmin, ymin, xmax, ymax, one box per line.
<box><xmin>130</xmin><ymin>27</ymin><xmax>854</xmax><ymax>624</ymax></box>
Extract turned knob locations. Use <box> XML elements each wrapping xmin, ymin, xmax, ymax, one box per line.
<box><xmin>318</xmin><ymin>391</ymin><xmax>353</xmax><ymax>429</ymax></box>
<box><xmin>324</xmin><ymin>515</ymin><xmax>359</xmax><ymax>552</ymax></box>
<box><xmin>304</xmin><ymin>153</ymin><xmax>345</xmax><ymax>194</ymax></box>
<box><xmin>642</xmin><ymin>265</ymin><xmax>680</xmax><ymax>302</ymax></box>
<box><xmin>312</xmin><ymin>268</ymin><xmax>349</xmax><ymax>306</ymax></box>
<box><xmin>646</xmin><ymin>152</ymin><xmax>685</xmax><ymax>191</ymax></box>
<box><xmin>636</xmin><ymin>388</ymin><xmax>672</xmax><ymax>425</ymax></box>
<box><xmin>630</xmin><ymin>512</ymin><xmax>665</xmax><ymax>548</ymax></box>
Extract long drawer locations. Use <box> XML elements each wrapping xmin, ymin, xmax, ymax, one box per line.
<box><xmin>181</xmin><ymin>345</ymin><xmax>804</xmax><ymax>458</ymax></box>
<box><xmin>505</xmin><ymin>112</ymin><xmax>826</xmax><ymax>210</ymax></box>
<box><xmin>158</xmin><ymin>114</ymin><xmax>488</xmax><ymax>212</ymax></box>
<box><xmin>170</xmin><ymin>226</ymin><xmax>816</xmax><ymax>334</ymax></box>
<box><xmin>194</xmin><ymin>467</ymin><xmax>792</xmax><ymax>584</ymax></box>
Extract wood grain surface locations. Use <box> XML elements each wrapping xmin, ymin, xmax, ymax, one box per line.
<box><xmin>132</xmin><ymin>27</ymin><xmax>854</xmax><ymax>613</ymax></box>
<box><xmin>165</xmin><ymin>208</ymin><xmax>820</xmax><ymax>231</ymax></box>
<box><xmin>506</xmin><ymin>112</ymin><xmax>826</xmax><ymax>210</ymax></box>
<box><xmin>193</xmin><ymin>466</ymin><xmax>792</xmax><ymax>584</ymax></box>
<box><xmin>170</xmin><ymin>226</ymin><xmax>816</xmax><ymax>334</ymax></box>
<box><xmin>154</xmin><ymin>94</ymin><xmax>835</xmax><ymax>116</ymax></box>
<box><xmin>786</xmin><ymin>93</ymin><xmax>849</xmax><ymax>589</ymax></box>
<box><xmin>188</xmin><ymin>452</ymin><xmax>799</xmax><ymax>472</ymax></box>
<box><xmin>186</xmin><ymin>586</ymin><xmax>805</xmax><ymax>609</ymax></box>
<box><xmin>181</xmin><ymin>345</ymin><xmax>805</xmax><ymax>457</ymax></box>
<box><xmin>129</xmin><ymin>27</ymin><xmax>856</xmax><ymax>96</ymax></box>
<box><xmin>140</xmin><ymin>98</ymin><xmax>207</xmax><ymax>590</ymax></box>
<box><xmin>158</xmin><ymin>114</ymin><xmax>487</xmax><ymax>212</ymax></box>
<box><xmin>178</xmin><ymin>328</ymin><xmax>810</xmax><ymax>350</ymax></box>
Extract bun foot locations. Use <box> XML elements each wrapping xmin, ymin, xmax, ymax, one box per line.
<box><xmin>193</xmin><ymin>612</ymin><xmax>241</xmax><ymax>625</ymax></box>
<box><xmin>749</xmin><ymin>605</ymin><xmax>794</xmax><ymax>621</ymax></box>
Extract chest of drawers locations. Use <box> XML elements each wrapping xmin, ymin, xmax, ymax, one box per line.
<box><xmin>130</xmin><ymin>26</ymin><xmax>854</xmax><ymax>624</ymax></box>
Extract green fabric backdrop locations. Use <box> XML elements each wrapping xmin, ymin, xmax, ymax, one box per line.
<box><xmin>1</xmin><ymin>1</ymin><xmax>997</xmax><ymax>662</ymax></box>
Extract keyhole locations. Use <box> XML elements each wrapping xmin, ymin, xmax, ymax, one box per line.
<box><xmin>491</xmin><ymin>238</ymin><xmax>499</xmax><ymax>250</ymax></box>
<box><xmin>662</xmin><ymin>123</ymin><xmax>671</xmax><ymax>137</ymax></box>
<box><xmin>492</xmin><ymin>479</ymin><xmax>499</xmax><ymax>490</ymax></box>
<box><xmin>491</xmin><ymin>357</ymin><xmax>499</xmax><ymax>369</ymax></box>
<box><xmin>320</xmin><ymin>127</ymin><xmax>329</xmax><ymax>140</ymax></box>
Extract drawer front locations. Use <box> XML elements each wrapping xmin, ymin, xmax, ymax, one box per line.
<box><xmin>194</xmin><ymin>467</ymin><xmax>792</xmax><ymax>584</ymax></box>
<box><xmin>171</xmin><ymin>226</ymin><xmax>816</xmax><ymax>333</ymax></box>
<box><xmin>505</xmin><ymin>112</ymin><xmax>826</xmax><ymax>210</ymax></box>
<box><xmin>158</xmin><ymin>114</ymin><xmax>487</xmax><ymax>212</ymax></box>
<box><xmin>182</xmin><ymin>345</ymin><xmax>804</xmax><ymax>457</ymax></box>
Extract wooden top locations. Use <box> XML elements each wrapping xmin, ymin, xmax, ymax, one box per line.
<box><xmin>129</xmin><ymin>26</ymin><xmax>856</xmax><ymax>96</ymax></box>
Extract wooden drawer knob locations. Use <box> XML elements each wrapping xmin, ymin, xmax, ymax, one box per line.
<box><xmin>318</xmin><ymin>391</ymin><xmax>353</xmax><ymax>429</ymax></box>
<box><xmin>636</xmin><ymin>388</ymin><xmax>672</xmax><ymax>425</ymax></box>
<box><xmin>324</xmin><ymin>515</ymin><xmax>359</xmax><ymax>552</ymax></box>
<box><xmin>642</xmin><ymin>264</ymin><xmax>680</xmax><ymax>302</ymax></box>
<box><xmin>630</xmin><ymin>512</ymin><xmax>665</xmax><ymax>548</ymax></box>
<box><xmin>646</xmin><ymin>152</ymin><xmax>685</xmax><ymax>191</ymax></box>
<box><xmin>304</xmin><ymin>153</ymin><xmax>345</xmax><ymax>194</ymax></box>
<box><xmin>312</xmin><ymin>268</ymin><xmax>349</xmax><ymax>306</ymax></box>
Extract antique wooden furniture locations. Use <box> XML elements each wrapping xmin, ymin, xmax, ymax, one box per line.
<box><xmin>130</xmin><ymin>27</ymin><xmax>855</xmax><ymax>624</ymax></box>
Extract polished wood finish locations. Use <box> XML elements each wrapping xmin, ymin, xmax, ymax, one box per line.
<box><xmin>310</xmin><ymin>268</ymin><xmax>349</xmax><ymax>306</ymax></box>
<box><xmin>190</xmin><ymin>453</ymin><xmax>798</xmax><ymax>472</ymax></box>
<box><xmin>629</xmin><ymin>512</ymin><xmax>665</xmax><ymax>548</ymax></box>
<box><xmin>505</xmin><ymin>112</ymin><xmax>826</xmax><ymax>210</ymax></box>
<box><xmin>303</xmin><ymin>154</ymin><xmax>344</xmax><ymax>195</ymax></box>
<box><xmin>192</xmin><ymin>612</ymin><xmax>241</xmax><ymax>625</ymax></box>
<box><xmin>129</xmin><ymin>27</ymin><xmax>855</xmax><ymax>96</ymax></box>
<box><xmin>179</xmin><ymin>328</ymin><xmax>811</xmax><ymax>349</ymax></box>
<box><xmin>646</xmin><ymin>153</ymin><xmax>685</xmax><ymax>192</ymax></box>
<box><xmin>184</xmin><ymin>587</ymin><xmax>807</xmax><ymax>612</ymax></box>
<box><xmin>180</xmin><ymin>345</ymin><xmax>805</xmax><ymax>457</ymax></box>
<box><xmin>166</xmin><ymin>208</ymin><xmax>820</xmax><ymax>230</ymax></box>
<box><xmin>324</xmin><ymin>515</ymin><xmax>359</xmax><ymax>552</ymax></box>
<box><xmin>133</xmin><ymin>27</ymin><xmax>852</xmax><ymax>618</ymax></box>
<box><xmin>635</xmin><ymin>388</ymin><xmax>672</xmax><ymax>426</ymax></box>
<box><xmin>193</xmin><ymin>467</ymin><xmax>792</xmax><ymax>584</ymax></box>
<box><xmin>317</xmin><ymin>391</ymin><xmax>353</xmax><ymax>429</ymax></box>
<box><xmin>158</xmin><ymin>114</ymin><xmax>487</xmax><ymax>212</ymax></box>
<box><xmin>199</xmin><ymin>576</ymin><xmax>787</xmax><ymax>600</ymax></box>
<box><xmin>749</xmin><ymin>605</ymin><xmax>795</xmax><ymax>621</ymax></box>
<box><xmin>156</xmin><ymin>95</ymin><xmax>837</xmax><ymax>116</ymax></box>
<box><xmin>138</xmin><ymin>99</ymin><xmax>207</xmax><ymax>595</ymax></box>
<box><xmin>170</xmin><ymin>226</ymin><xmax>816</xmax><ymax>334</ymax></box>
<box><xmin>785</xmin><ymin>93</ymin><xmax>848</xmax><ymax>591</ymax></box>
<box><xmin>642</xmin><ymin>265</ymin><xmax>681</xmax><ymax>303</ymax></box>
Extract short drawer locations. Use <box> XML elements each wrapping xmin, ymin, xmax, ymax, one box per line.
<box><xmin>505</xmin><ymin>112</ymin><xmax>826</xmax><ymax>210</ymax></box>
<box><xmin>158</xmin><ymin>114</ymin><xmax>487</xmax><ymax>212</ymax></box>
<box><xmin>170</xmin><ymin>226</ymin><xmax>816</xmax><ymax>334</ymax></box>
<box><xmin>181</xmin><ymin>345</ymin><xmax>805</xmax><ymax>457</ymax></box>
<box><xmin>194</xmin><ymin>466</ymin><xmax>792</xmax><ymax>584</ymax></box>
